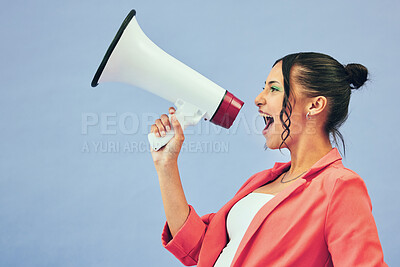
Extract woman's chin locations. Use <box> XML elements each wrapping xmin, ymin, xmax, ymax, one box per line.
<box><xmin>264</xmin><ymin>137</ymin><xmax>287</xmax><ymax>150</ymax></box>
<box><xmin>264</xmin><ymin>140</ymin><xmax>277</xmax><ymax>150</ymax></box>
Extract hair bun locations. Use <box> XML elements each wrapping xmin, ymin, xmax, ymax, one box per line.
<box><xmin>344</xmin><ymin>63</ymin><xmax>368</xmax><ymax>89</ymax></box>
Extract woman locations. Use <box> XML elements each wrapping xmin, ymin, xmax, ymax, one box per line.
<box><xmin>150</xmin><ymin>52</ymin><xmax>387</xmax><ymax>266</ymax></box>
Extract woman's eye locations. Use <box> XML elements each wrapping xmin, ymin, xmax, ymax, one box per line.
<box><xmin>271</xmin><ymin>86</ymin><xmax>280</xmax><ymax>92</ymax></box>
<box><xmin>262</xmin><ymin>86</ymin><xmax>280</xmax><ymax>92</ymax></box>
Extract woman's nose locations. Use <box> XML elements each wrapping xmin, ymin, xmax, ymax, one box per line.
<box><xmin>254</xmin><ymin>92</ymin><xmax>266</xmax><ymax>107</ymax></box>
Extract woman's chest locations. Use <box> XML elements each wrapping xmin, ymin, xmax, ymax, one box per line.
<box><xmin>252</xmin><ymin>173</ymin><xmax>294</xmax><ymax>195</ymax></box>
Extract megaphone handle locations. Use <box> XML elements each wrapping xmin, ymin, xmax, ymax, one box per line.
<box><xmin>147</xmin><ymin>112</ymin><xmax>187</xmax><ymax>151</ymax></box>
<box><xmin>148</xmin><ymin>100</ymin><xmax>205</xmax><ymax>151</ymax></box>
<box><xmin>147</xmin><ymin>128</ymin><xmax>175</xmax><ymax>152</ymax></box>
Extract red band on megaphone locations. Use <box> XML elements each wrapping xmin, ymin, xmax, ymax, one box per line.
<box><xmin>211</xmin><ymin>91</ymin><xmax>244</xmax><ymax>129</ymax></box>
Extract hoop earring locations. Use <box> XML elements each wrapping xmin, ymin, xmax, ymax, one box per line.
<box><xmin>306</xmin><ymin>112</ymin><xmax>311</xmax><ymax>120</ymax></box>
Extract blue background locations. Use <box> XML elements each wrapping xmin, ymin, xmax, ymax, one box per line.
<box><xmin>1</xmin><ymin>0</ymin><xmax>398</xmax><ymax>266</ymax></box>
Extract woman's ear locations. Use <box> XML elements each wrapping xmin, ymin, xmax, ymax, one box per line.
<box><xmin>307</xmin><ymin>96</ymin><xmax>328</xmax><ymax>116</ymax></box>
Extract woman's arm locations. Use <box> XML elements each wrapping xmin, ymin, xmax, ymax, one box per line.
<box><xmin>155</xmin><ymin>160</ymin><xmax>189</xmax><ymax>237</ymax></box>
<box><xmin>151</xmin><ymin>107</ymin><xmax>189</xmax><ymax>237</ymax></box>
<box><xmin>151</xmin><ymin>108</ymin><xmax>216</xmax><ymax>266</ymax></box>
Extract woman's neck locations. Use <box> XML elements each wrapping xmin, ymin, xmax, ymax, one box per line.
<box><xmin>287</xmin><ymin>134</ymin><xmax>333</xmax><ymax>175</ymax></box>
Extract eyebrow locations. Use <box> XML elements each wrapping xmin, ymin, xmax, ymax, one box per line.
<box><xmin>267</xmin><ymin>81</ymin><xmax>281</xmax><ymax>86</ymax></box>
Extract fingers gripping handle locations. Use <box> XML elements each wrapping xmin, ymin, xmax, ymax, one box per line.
<box><xmin>148</xmin><ymin>99</ymin><xmax>206</xmax><ymax>151</ymax></box>
<box><xmin>148</xmin><ymin>123</ymin><xmax>175</xmax><ymax>151</ymax></box>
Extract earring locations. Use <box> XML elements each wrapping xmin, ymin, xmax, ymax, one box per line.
<box><xmin>306</xmin><ymin>112</ymin><xmax>311</xmax><ymax>120</ymax></box>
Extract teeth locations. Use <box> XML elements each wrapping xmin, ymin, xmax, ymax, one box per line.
<box><xmin>259</xmin><ymin>113</ymin><xmax>273</xmax><ymax>119</ymax></box>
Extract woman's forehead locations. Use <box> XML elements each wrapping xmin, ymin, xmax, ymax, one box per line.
<box><xmin>266</xmin><ymin>61</ymin><xmax>284</xmax><ymax>85</ymax></box>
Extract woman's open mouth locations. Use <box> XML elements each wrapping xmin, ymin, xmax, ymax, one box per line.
<box><xmin>260</xmin><ymin>113</ymin><xmax>274</xmax><ymax>134</ymax></box>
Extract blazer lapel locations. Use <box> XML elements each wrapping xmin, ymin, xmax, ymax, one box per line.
<box><xmin>199</xmin><ymin>163</ymin><xmax>290</xmax><ymax>266</ymax></box>
<box><xmin>231</xmin><ymin>176</ymin><xmax>307</xmax><ymax>265</ymax></box>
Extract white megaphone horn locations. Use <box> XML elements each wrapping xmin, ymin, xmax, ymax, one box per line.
<box><xmin>91</xmin><ymin>10</ymin><xmax>244</xmax><ymax>151</ymax></box>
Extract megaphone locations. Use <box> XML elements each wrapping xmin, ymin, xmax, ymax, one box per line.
<box><xmin>92</xmin><ymin>10</ymin><xmax>244</xmax><ymax>151</ymax></box>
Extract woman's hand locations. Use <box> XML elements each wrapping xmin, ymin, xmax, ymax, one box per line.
<box><xmin>150</xmin><ymin>107</ymin><xmax>185</xmax><ymax>166</ymax></box>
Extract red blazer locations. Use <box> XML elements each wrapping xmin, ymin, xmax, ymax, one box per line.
<box><xmin>161</xmin><ymin>148</ymin><xmax>387</xmax><ymax>266</ymax></box>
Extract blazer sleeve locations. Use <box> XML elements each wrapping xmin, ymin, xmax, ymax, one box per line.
<box><xmin>325</xmin><ymin>175</ymin><xmax>387</xmax><ymax>266</ymax></box>
<box><xmin>161</xmin><ymin>205</ymin><xmax>215</xmax><ymax>266</ymax></box>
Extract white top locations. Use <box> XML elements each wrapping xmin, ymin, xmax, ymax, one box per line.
<box><xmin>213</xmin><ymin>192</ymin><xmax>275</xmax><ymax>267</ymax></box>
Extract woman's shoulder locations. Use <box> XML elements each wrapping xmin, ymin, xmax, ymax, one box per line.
<box><xmin>322</xmin><ymin>162</ymin><xmax>364</xmax><ymax>182</ymax></box>
<box><xmin>317</xmin><ymin>162</ymin><xmax>369</xmax><ymax>194</ymax></box>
